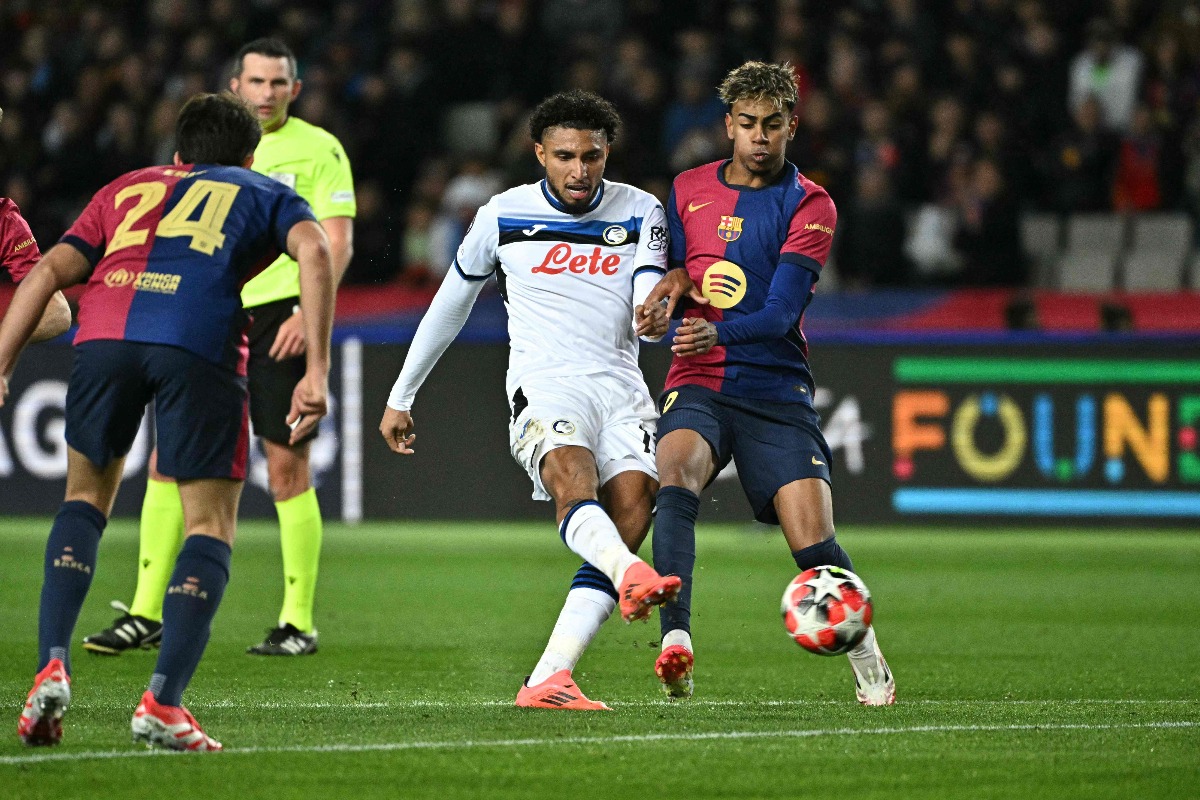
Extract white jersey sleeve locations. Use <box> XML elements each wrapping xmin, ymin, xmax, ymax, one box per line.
<box><xmin>632</xmin><ymin>201</ymin><xmax>669</xmax><ymax>282</ymax></box>
<box><xmin>454</xmin><ymin>200</ymin><xmax>500</xmax><ymax>280</ymax></box>
<box><xmin>631</xmin><ymin>201</ymin><xmax>669</xmax><ymax>342</ymax></box>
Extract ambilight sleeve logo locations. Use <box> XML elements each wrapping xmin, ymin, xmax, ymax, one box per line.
<box><xmin>702</xmin><ymin>260</ymin><xmax>747</xmax><ymax>309</ymax></box>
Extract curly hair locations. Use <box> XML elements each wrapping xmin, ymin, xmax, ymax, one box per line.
<box><xmin>529</xmin><ymin>90</ymin><xmax>621</xmax><ymax>144</ymax></box>
<box><xmin>718</xmin><ymin>61</ymin><xmax>799</xmax><ymax>112</ymax></box>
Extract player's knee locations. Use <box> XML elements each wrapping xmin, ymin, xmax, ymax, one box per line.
<box><xmin>658</xmin><ymin>462</ymin><xmax>707</xmax><ymax>494</ymax></box>
<box><xmin>266</xmin><ymin>463</ymin><xmax>311</xmax><ymax>502</ymax></box>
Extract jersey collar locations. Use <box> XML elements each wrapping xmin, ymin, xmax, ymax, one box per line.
<box><xmin>540</xmin><ymin>179</ymin><xmax>605</xmax><ymax>215</ymax></box>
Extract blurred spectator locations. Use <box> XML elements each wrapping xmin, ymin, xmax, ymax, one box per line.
<box><xmin>790</xmin><ymin>90</ymin><xmax>854</xmax><ymax>206</ymax></box>
<box><xmin>1069</xmin><ymin>18</ymin><xmax>1144</xmax><ymax>133</ymax></box>
<box><xmin>661</xmin><ymin>74</ymin><xmax>725</xmax><ymax>173</ymax></box>
<box><xmin>1</xmin><ymin>1</ymin><xmax>1198</xmax><ymax>290</ymax></box>
<box><xmin>95</xmin><ymin>103</ymin><xmax>144</xmax><ymax>183</ymax></box>
<box><xmin>970</xmin><ymin>110</ymin><xmax>1035</xmax><ymax>207</ymax></box>
<box><xmin>940</xmin><ymin>30</ymin><xmax>991</xmax><ymax>110</ymax></box>
<box><xmin>399</xmin><ymin>200</ymin><xmax>437</xmax><ymax>286</ymax></box>
<box><xmin>1112</xmin><ymin>105</ymin><xmax>1165</xmax><ymax>211</ymax></box>
<box><xmin>427</xmin><ymin>160</ymin><xmax>503</xmax><ymax>279</ymax></box>
<box><xmin>1050</xmin><ymin>96</ymin><xmax>1120</xmax><ymax>212</ymax></box>
<box><xmin>925</xmin><ymin>95</ymin><xmax>971</xmax><ymax>204</ymax></box>
<box><xmin>835</xmin><ymin>163</ymin><xmax>912</xmax><ymax>288</ymax></box>
<box><xmin>954</xmin><ymin>159</ymin><xmax>1026</xmax><ymax>286</ymax></box>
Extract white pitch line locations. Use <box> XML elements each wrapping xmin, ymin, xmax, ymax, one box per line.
<box><xmin>1</xmin><ymin>720</ymin><xmax>1196</xmax><ymax>766</ymax></box>
<box><xmin>67</xmin><ymin>698</ymin><xmax>1200</xmax><ymax>711</ymax></box>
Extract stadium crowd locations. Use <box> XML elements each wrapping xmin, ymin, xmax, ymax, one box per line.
<box><xmin>2</xmin><ymin>0</ymin><xmax>1199</xmax><ymax>289</ymax></box>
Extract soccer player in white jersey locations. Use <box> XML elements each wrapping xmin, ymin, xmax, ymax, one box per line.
<box><xmin>380</xmin><ymin>91</ymin><xmax>681</xmax><ymax>709</ymax></box>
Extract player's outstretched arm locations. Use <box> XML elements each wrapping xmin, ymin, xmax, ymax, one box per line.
<box><xmin>285</xmin><ymin>219</ymin><xmax>335</xmax><ymax>444</ymax></box>
<box><xmin>0</xmin><ymin>244</ymin><xmax>89</xmax><ymax>406</ymax></box>
<box><xmin>643</xmin><ymin>267</ymin><xmax>708</xmax><ymax>320</ymax></box>
<box><xmin>29</xmin><ymin>291</ymin><xmax>71</xmax><ymax>343</ymax></box>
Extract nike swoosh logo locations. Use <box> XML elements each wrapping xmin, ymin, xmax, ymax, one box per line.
<box><xmin>812</xmin><ymin>456</ymin><xmax>825</xmax><ymax>466</ymax></box>
<box><xmin>687</xmin><ymin>201</ymin><xmax>714</xmax><ymax>212</ymax></box>
<box><xmin>523</xmin><ymin>224</ymin><xmax>547</xmax><ymax>236</ymax></box>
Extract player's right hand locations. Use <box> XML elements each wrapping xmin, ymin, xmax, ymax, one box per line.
<box><xmin>672</xmin><ymin>317</ymin><xmax>718</xmax><ymax>357</ymax></box>
<box><xmin>643</xmin><ymin>268</ymin><xmax>708</xmax><ymax>319</ymax></box>
<box><xmin>0</xmin><ymin>373</ymin><xmax>9</xmax><ymax>409</ymax></box>
<box><xmin>380</xmin><ymin>407</ymin><xmax>417</xmax><ymax>455</ymax></box>
<box><xmin>269</xmin><ymin>307</ymin><xmax>308</xmax><ymax>361</ymax></box>
<box><xmin>286</xmin><ymin>372</ymin><xmax>328</xmax><ymax>445</ymax></box>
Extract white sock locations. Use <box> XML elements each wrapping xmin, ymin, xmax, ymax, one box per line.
<box><xmin>662</xmin><ymin>629</ymin><xmax>693</xmax><ymax>653</ymax></box>
<box><xmin>559</xmin><ymin>502</ymin><xmax>641</xmax><ymax>587</ymax></box>
<box><xmin>846</xmin><ymin>625</ymin><xmax>878</xmax><ymax>662</ymax></box>
<box><xmin>528</xmin><ymin>588</ymin><xmax>616</xmax><ymax>686</ymax></box>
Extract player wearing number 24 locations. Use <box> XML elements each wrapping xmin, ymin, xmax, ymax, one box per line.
<box><xmin>0</xmin><ymin>93</ymin><xmax>335</xmax><ymax>750</ymax></box>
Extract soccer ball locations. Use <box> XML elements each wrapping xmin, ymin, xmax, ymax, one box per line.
<box><xmin>781</xmin><ymin>566</ymin><xmax>873</xmax><ymax>656</ymax></box>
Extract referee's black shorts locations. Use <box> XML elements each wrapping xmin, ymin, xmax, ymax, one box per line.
<box><xmin>247</xmin><ymin>297</ymin><xmax>317</xmax><ymax>446</ymax></box>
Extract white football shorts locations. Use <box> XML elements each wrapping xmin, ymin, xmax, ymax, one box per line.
<box><xmin>508</xmin><ymin>373</ymin><xmax>658</xmax><ymax>501</ymax></box>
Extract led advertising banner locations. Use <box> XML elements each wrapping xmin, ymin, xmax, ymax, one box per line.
<box><xmin>886</xmin><ymin>349</ymin><xmax>1200</xmax><ymax>520</ymax></box>
<box><xmin>4</xmin><ymin>340</ymin><xmax>1195</xmax><ymax>524</ymax></box>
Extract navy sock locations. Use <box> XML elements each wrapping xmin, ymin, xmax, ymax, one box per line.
<box><xmin>570</xmin><ymin>561</ymin><xmax>618</xmax><ymax>601</ymax></box>
<box><xmin>652</xmin><ymin>486</ymin><xmax>700</xmax><ymax>636</ymax></box>
<box><xmin>150</xmin><ymin>534</ymin><xmax>231</xmax><ymax>707</ymax></box>
<box><xmin>792</xmin><ymin>535</ymin><xmax>855</xmax><ymax>573</ymax></box>
<box><xmin>38</xmin><ymin>501</ymin><xmax>107</xmax><ymax>673</ymax></box>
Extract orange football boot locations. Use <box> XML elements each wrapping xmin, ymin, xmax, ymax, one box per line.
<box><xmin>618</xmin><ymin>562</ymin><xmax>682</xmax><ymax>623</ymax></box>
<box><xmin>515</xmin><ymin>670</ymin><xmax>611</xmax><ymax>710</ymax></box>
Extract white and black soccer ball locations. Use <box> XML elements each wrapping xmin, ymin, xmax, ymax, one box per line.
<box><xmin>781</xmin><ymin>566</ymin><xmax>873</xmax><ymax>656</ymax></box>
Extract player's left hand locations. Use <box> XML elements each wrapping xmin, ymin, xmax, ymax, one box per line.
<box><xmin>672</xmin><ymin>317</ymin><xmax>718</xmax><ymax>357</ymax></box>
<box><xmin>0</xmin><ymin>374</ymin><xmax>9</xmax><ymax>409</ymax></box>
<box><xmin>286</xmin><ymin>372</ymin><xmax>327</xmax><ymax>445</ymax></box>
<box><xmin>635</xmin><ymin>300</ymin><xmax>669</xmax><ymax>339</ymax></box>
<box><xmin>270</xmin><ymin>307</ymin><xmax>308</xmax><ymax>361</ymax></box>
<box><xmin>379</xmin><ymin>407</ymin><xmax>417</xmax><ymax>455</ymax></box>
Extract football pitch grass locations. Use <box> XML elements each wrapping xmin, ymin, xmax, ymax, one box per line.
<box><xmin>1</xmin><ymin>518</ymin><xmax>1197</xmax><ymax>799</ymax></box>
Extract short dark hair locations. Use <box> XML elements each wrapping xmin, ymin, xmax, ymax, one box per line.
<box><xmin>232</xmin><ymin>37</ymin><xmax>298</xmax><ymax>80</ymax></box>
<box><xmin>176</xmin><ymin>93</ymin><xmax>262</xmax><ymax>165</ymax></box>
<box><xmin>529</xmin><ymin>90</ymin><xmax>621</xmax><ymax>144</ymax></box>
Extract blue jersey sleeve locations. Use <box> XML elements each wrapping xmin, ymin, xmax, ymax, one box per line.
<box><xmin>666</xmin><ymin>185</ymin><xmax>686</xmax><ymax>270</ymax></box>
<box><xmin>712</xmin><ymin>262</ymin><xmax>817</xmax><ymax>346</ymax></box>
<box><xmin>271</xmin><ymin>187</ymin><xmax>319</xmax><ymax>254</ymax></box>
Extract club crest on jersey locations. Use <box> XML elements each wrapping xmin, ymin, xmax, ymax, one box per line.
<box><xmin>552</xmin><ymin>419</ymin><xmax>577</xmax><ymax>436</ymax></box>
<box><xmin>717</xmin><ymin>215</ymin><xmax>743</xmax><ymax>242</ymax></box>
<box><xmin>602</xmin><ymin>224</ymin><xmax>628</xmax><ymax>245</ymax></box>
<box><xmin>702</xmin><ymin>260</ymin><xmax>747</xmax><ymax>309</ymax></box>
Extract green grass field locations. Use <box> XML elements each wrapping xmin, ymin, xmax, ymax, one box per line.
<box><xmin>1</xmin><ymin>518</ymin><xmax>1197</xmax><ymax>799</ymax></box>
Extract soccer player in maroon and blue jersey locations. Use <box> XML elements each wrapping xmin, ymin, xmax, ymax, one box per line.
<box><xmin>644</xmin><ymin>62</ymin><xmax>895</xmax><ymax>705</ymax></box>
<box><xmin>0</xmin><ymin>93</ymin><xmax>336</xmax><ymax>750</ymax></box>
<box><xmin>0</xmin><ymin>195</ymin><xmax>71</xmax><ymax>342</ymax></box>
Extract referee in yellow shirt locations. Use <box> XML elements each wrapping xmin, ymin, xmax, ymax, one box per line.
<box><xmin>83</xmin><ymin>38</ymin><xmax>355</xmax><ymax>657</ymax></box>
